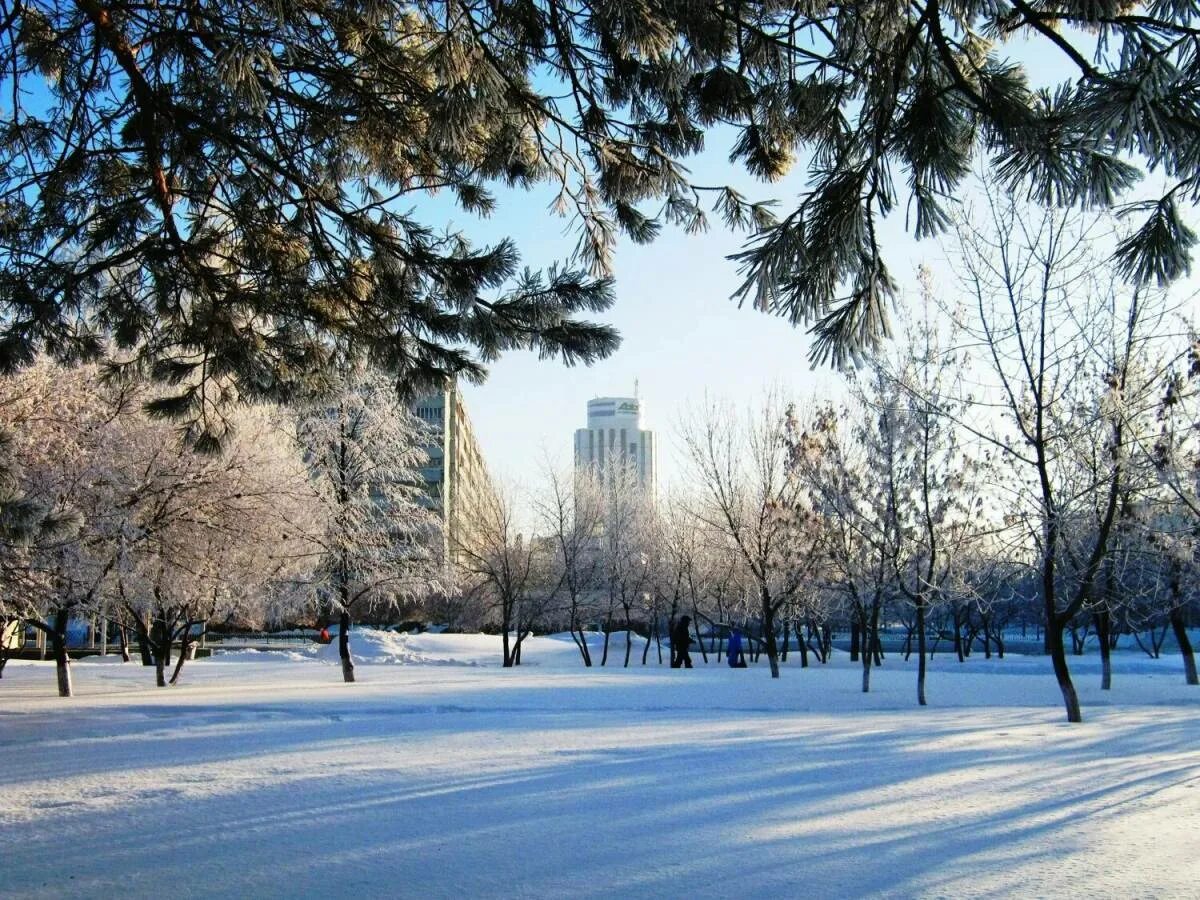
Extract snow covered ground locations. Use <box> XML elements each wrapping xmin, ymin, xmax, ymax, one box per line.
<box><xmin>1</xmin><ymin>632</ymin><xmax>1198</xmax><ymax>898</ymax></box>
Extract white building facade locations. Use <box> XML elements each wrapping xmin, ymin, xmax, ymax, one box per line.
<box><xmin>574</xmin><ymin>397</ymin><xmax>657</xmax><ymax>493</ymax></box>
<box><xmin>411</xmin><ymin>382</ymin><xmax>497</xmax><ymax>564</ymax></box>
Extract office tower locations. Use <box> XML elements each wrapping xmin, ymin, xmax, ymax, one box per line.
<box><xmin>573</xmin><ymin>396</ymin><xmax>656</xmax><ymax>493</ymax></box>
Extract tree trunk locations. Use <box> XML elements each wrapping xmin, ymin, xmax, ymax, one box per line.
<box><xmin>136</xmin><ymin>623</ymin><xmax>153</xmax><ymax>666</ymax></box>
<box><xmin>862</xmin><ymin>601</ymin><xmax>882</xmax><ymax>693</ymax></box>
<box><xmin>1169</xmin><ymin>607</ymin><xmax>1198</xmax><ymax>686</ymax></box>
<box><xmin>151</xmin><ymin>612</ymin><xmax>171</xmax><ymax>687</ymax></box>
<box><xmin>580</xmin><ymin>627</ymin><xmax>593</xmax><ymax>666</ymax></box>
<box><xmin>1095</xmin><ymin>610</ymin><xmax>1112</xmax><ymax>691</ymax></box>
<box><xmin>849</xmin><ymin>616</ymin><xmax>861</xmax><ymax>662</ymax></box>
<box><xmin>1047</xmin><ymin>621</ymin><xmax>1082</xmax><ymax>723</ymax></box>
<box><xmin>568</xmin><ymin>625</ymin><xmax>585</xmax><ymax>664</ymax></box>
<box><xmin>861</xmin><ymin>639</ymin><xmax>872</xmax><ymax>693</ymax></box>
<box><xmin>1069</xmin><ymin>622</ymin><xmax>1088</xmax><ymax>656</ymax></box>
<box><xmin>780</xmin><ymin>620</ymin><xmax>790</xmax><ymax>663</ymax></box>
<box><xmin>916</xmin><ymin>599</ymin><xmax>927</xmax><ymax>707</ymax></box>
<box><xmin>759</xmin><ymin>587</ymin><xmax>780</xmax><ymax>678</ymax></box>
<box><xmin>572</xmin><ymin>625</ymin><xmax>592</xmax><ymax>666</ymax></box>
<box><xmin>118</xmin><ymin>624</ymin><xmax>131</xmax><ymax>662</ymax></box>
<box><xmin>170</xmin><ymin>625</ymin><xmax>195</xmax><ymax>685</ymax></box>
<box><xmin>691</xmin><ymin>614</ymin><xmax>705</xmax><ymax>665</ymax></box>
<box><xmin>641</xmin><ymin>625</ymin><xmax>652</xmax><ymax>665</ymax></box>
<box><xmin>623</xmin><ymin>616</ymin><xmax>633</xmax><ymax>668</ymax></box>
<box><xmin>501</xmin><ymin>600</ymin><xmax>513</xmax><ymax>667</ymax></box>
<box><xmin>339</xmin><ymin>610</ymin><xmax>355</xmax><ymax>682</ymax></box>
<box><xmin>600</xmin><ymin>613</ymin><xmax>612</xmax><ymax>666</ymax></box>
<box><xmin>0</xmin><ymin>619</ymin><xmax>13</xmax><ymax>678</ymax></box>
<box><xmin>52</xmin><ymin>609</ymin><xmax>72</xmax><ymax>698</ymax></box>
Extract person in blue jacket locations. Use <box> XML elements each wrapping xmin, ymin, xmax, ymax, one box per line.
<box><xmin>727</xmin><ymin>629</ymin><xmax>747</xmax><ymax>668</ymax></box>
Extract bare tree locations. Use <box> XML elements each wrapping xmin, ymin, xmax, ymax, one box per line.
<box><xmin>597</xmin><ymin>464</ymin><xmax>655</xmax><ymax>668</ymax></box>
<box><xmin>949</xmin><ymin>187</ymin><xmax>1178</xmax><ymax>722</ymax></box>
<box><xmin>455</xmin><ymin>485</ymin><xmax>548</xmax><ymax>667</ymax></box>
<box><xmin>682</xmin><ymin>393</ymin><xmax>816</xmax><ymax>678</ymax></box>
<box><xmin>790</xmin><ymin>403</ymin><xmax>897</xmax><ymax>693</ymax></box>
<box><xmin>533</xmin><ymin>466</ymin><xmax>604</xmax><ymax>665</ymax></box>
<box><xmin>865</xmin><ymin>284</ymin><xmax>992</xmax><ymax>704</ymax></box>
<box><xmin>1129</xmin><ymin>340</ymin><xmax>1200</xmax><ymax>685</ymax></box>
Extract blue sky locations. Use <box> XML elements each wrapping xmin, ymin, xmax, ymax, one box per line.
<box><xmin>451</xmin><ymin>138</ymin><xmax>937</xmax><ymax>493</ymax></box>
<box><xmin>445</xmin><ymin>37</ymin><xmax>1200</xmax><ymax>496</ymax></box>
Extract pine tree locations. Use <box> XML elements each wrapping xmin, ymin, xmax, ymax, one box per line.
<box><xmin>1</xmin><ymin>1</ymin><xmax>623</xmax><ymax>444</ymax></box>
<box><xmin>3</xmin><ymin>1</ymin><xmax>1197</xmax><ymax>387</ymax></box>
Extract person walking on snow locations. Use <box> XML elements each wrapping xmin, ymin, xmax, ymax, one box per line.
<box><xmin>671</xmin><ymin>616</ymin><xmax>694</xmax><ymax>669</ymax></box>
<box><xmin>727</xmin><ymin>628</ymin><xmax>747</xmax><ymax>668</ymax></box>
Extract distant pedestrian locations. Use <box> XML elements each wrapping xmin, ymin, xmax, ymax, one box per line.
<box><xmin>727</xmin><ymin>629</ymin><xmax>747</xmax><ymax>668</ymax></box>
<box><xmin>318</xmin><ymin>626</ymin><xmax>331</xmax><ymax>644</ymax></box>
<box><xmin>671</xmin><ymin>616</ymin><xmax>693</xmax><ymax>669</ymax></box>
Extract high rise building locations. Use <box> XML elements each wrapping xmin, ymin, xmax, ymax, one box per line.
<box><xmin>411</xmin><ymin>383</ymin><xmax>496</xmax><ymax>563</ymax></box>
<box><xmin>574</xmin><ymin>396</ymin><xmax>657</xmax><ymax>493</ymax></box>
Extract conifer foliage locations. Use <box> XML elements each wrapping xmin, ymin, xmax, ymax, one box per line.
<box><xmin>0</xmin><ymin>0</ymin><xmax>622</xmax><ymax>443</ymax></box>
<box><xmin>2</xmin><ymin>1</ymin><xmax>1198</xmax><ymax>389</ymax></box>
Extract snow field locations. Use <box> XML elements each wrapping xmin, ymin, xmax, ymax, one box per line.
<box><xmin>1</xmin><ymin>632</ymin><xmax>1198</xmax><ymax>899</ymax></box>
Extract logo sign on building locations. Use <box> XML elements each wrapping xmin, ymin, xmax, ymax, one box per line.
<box><xmin>618</xmin><ymin>401</ymin><xmax>638</xmax><ymax>414</ymax></box>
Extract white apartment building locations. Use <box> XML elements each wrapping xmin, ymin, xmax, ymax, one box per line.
<box><xmin>411</xmin><ymin>383</ymin><xmax>497</xmax><ymax>563</ymax></box>
<box><xmin>573</xmin><ymin>396</ymin><xmax>657</xmax><ymax>493</ymax></box>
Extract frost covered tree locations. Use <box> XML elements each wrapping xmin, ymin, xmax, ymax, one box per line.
<box><xmin>596</xmin><ymin>464</ymin><xmax>655</xmax><ymax>668</ymax></box>
<box><xmin>0</xmin><ymin>358</ymin><xmax>318</xmax><ymax>694</ymax></box>
<box><xmin>106</xmin><ymin>405</ymin><xmax>320</xmax><ymax>687</ymax></box>
<box><xmin>455</xmin><ymin>484</ymin><xmax>550</xmax><ymax>667</ymax></box>
<box><xmin>683</xmin><ymin>394</ymin><xmax>819</xmax><ymax>678</ymax></box>
<box><xmin>297</xmin><ymin>367</ymin><xmax>443</xmax><ymax>683</ymax></box>
<box><xmin>856</xmin><ymin>287</ymin><xmax>990</xmax><ymax>704</ymax></box>
<box><xmin>0</xmin><ymin>420</ymin><xmax>80</xmax><ymax>680</ymax></box>
<box><xmin>789</xmin><ymin>402</ymin><xmax>900</xmax><ymax>692</ymax></box>
<box><xmin>1118</xmin><ymin>345</ymin><xmax>1200</xmax><ymax>686</ymax></box>
<box><xmin>948</xmin><ymin>187</ymin><xmax>1181</xmax><ymax>722</ymax></box>
<box><xmin>0</xmin><ymin>359</ymin><xmax>119</xmax><ymax>696</ymax></box>
<box><xmin>652</xmin><ymin>497</ymin><xmax>708</xmax><ymax>666</ymax></box>
<box><xmin>532</xmin><ymin>466</ymin><xmax>604</xmax><ymax>666</ymax></box>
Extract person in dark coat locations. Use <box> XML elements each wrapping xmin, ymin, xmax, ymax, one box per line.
<box><xmin>727</xmin><ymin>628</ymin><xmax>747</xmax><ymax>668</ymax></box>
<box><xmin>671</xmin><ymin>616</ymin><xmax>693</xmax><ymax>669</ymax></box>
